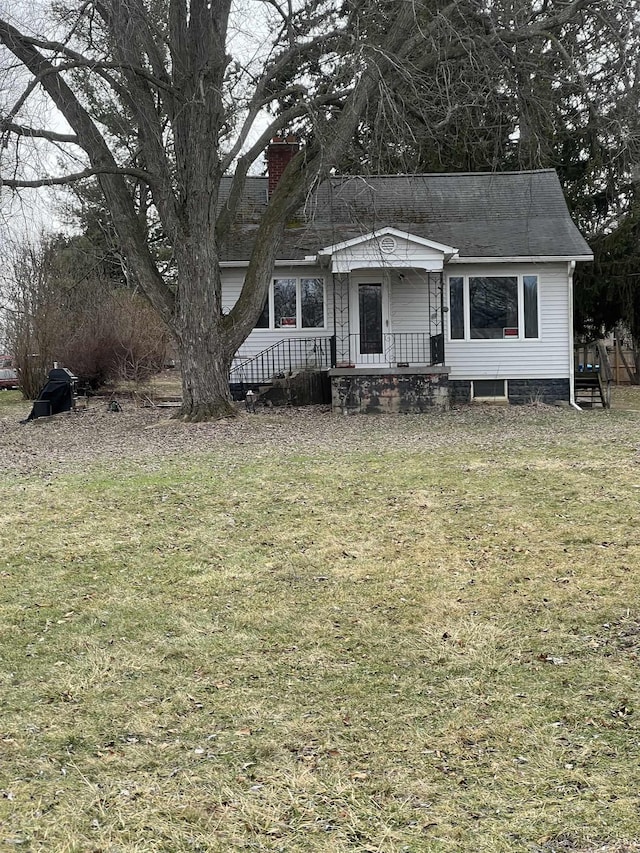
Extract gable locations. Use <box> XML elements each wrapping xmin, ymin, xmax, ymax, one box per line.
<box><xmin>317</xmin><ymin>227</ymin><xmax>458</xmax><ymax>273</ymax></box>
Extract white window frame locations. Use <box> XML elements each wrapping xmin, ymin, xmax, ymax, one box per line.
<box><xmin>447</xmin><ymin>274</ymin><xmax>540</xmax><ymax>342</ymax></box>
<box><xmin>472</xmin><ymin>379</ymin><xmax>508</xmax><ymax>401</ymax></box>
<box><xmin>259</xmin><ymin>277</ymin><xmax>327</xmax><ymax>330</ymax></box>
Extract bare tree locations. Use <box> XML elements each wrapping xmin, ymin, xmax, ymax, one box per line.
<box><xmin>2</xmin><ymin>232</ymin><xmax>170</xmax><ymax>395</ymax></box>
<box><xmin>3</xmin><ymin>237</ymin><xmax>64</xmax><ymax>398</ymax></box>
<box><xmin>0</xmin><ymin>0</ymin><xmax>600</xmax><ymax>420</ymax></box>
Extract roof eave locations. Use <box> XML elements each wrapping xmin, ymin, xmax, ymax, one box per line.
<box><xmin>220</xmin><ymin>253</ymin><xmax>594</xmax><ymax>268</ymax></box>
<box><xmin>450</xmin><ymin>254</ymin><xmax>594</xmax><ymax>264</ymax></box>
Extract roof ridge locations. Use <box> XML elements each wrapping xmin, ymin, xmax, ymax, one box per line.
<box><xmin>327</xmin><ymin>170</ymin><xmax>556</xmax><ymax>179</ymax></box>
<box><xmin>226</xmin><ymin>169</ymin><xmax>557</xmax><ymax>181</ymax></box>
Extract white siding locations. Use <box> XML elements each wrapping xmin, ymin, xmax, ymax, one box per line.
<box><xmin>329</xmin><ymin>231</ymin><xmax>451</xmax><ymax>273</ymax></box>
<box><xmin>389</xmin><ymin>270</ymin><xmax>441</xmax><ymax>336</ymax></box>
<box><xmin>222</xmin><ymin>261</ymin><xmax>572</xmax><ymax>381</ymax></box>
<box><xmin>222</xmin><ymin>265</ymin><xmax>335</xmax><ymax>362</ymax></box>
<box><xmin>444</xmin><ymin>262</ymin><xmax>571</xmax><ymax>380</ymax></box>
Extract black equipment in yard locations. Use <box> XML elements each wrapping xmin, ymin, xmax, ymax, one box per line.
<box><xmin>24</xmin><ymin>366</ymin><xmax>78</xmax><ymax>421</ymax></box>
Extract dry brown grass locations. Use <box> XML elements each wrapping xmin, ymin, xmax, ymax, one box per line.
<box><xmin>1</xmin><ymin>391</ymin><xmax>640</xmax><ymax>851</ymax></box>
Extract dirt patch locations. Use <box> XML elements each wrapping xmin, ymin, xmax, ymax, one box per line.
<box><xmin>611</xmin><ymin>617</ymin><xmax>640</xmax><ymax>654</ymax></box>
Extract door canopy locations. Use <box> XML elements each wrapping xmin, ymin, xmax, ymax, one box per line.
<box><xmin>317</xmin><ymin>227</ymin><xmax>458</xmax><ymax>273</ymax></box>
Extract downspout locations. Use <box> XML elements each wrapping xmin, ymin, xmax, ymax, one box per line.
<box><xmin>439</xmin><ymin>270</ymin><xmax>445</xmax><ymax>366</ymax></box>
<box><xmin>567</xmin><ymin>260</ymin><xmax>582</xmax><ymax>411</ymax></box>
<box><xmin>332</xmin><ymin>272</ymin><xmax>337</xmax><ymax>368</ymax></box>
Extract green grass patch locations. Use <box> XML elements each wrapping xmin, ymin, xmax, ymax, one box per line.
<box><xmin>0</xmin><ymin>390</ymin><xmax>27</xmax><ymax>414</ymax></box>
<box><xmin>1</xmin><ymin>405</ymin><xmax>640</xmax><ymax>851</ymax></box>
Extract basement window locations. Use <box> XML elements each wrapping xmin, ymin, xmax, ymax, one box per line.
<box><xmin>472</xmin><ymin>379</ymin><xmax>508</xmax><ymax>401</ymax></box>
<box><xmin>255</xmin><ymin>277</ymin><xmax>325</xmax><ymax>329</ymax></box>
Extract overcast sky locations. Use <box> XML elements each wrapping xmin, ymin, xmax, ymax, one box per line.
<box><xmin>0</xmin><ymin>0</ymin><xmax>282</xmax><ymax>247</ymax></box>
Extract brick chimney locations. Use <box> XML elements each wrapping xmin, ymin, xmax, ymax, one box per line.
<box><xmin>267</xmin><ymin>135</ymin><xmax>299</xmax><ymax>198</ymax></box>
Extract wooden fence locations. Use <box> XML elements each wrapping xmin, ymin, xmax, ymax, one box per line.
<box><xmin>609</xmin><ymin>340</ymin><xmax>638</xmax><ymax>385</ymax></box>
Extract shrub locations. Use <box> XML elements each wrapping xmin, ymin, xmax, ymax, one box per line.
<box><xmin>3</xmin><ymin>235</ymin><xmax>170</xmax><ymax>396</ymax></box>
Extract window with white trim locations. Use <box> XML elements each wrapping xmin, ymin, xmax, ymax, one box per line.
<box><xmin>255</xmin><ymin>277</ymin><xmax>325</xmax><ymax>329</ymax></box>
<box><xmin>448</xmin><ymin>275</ymin><xmax>539</xmax><ymax>340</ymax></box>
<box><xmin>473</xmin><ymin>379</ymin><xmax>508</xmax><ymax>400</ymax></box>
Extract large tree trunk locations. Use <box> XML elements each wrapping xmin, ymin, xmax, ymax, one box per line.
<box><xmin>176</xmin><ymin>329</ymin><xmax>235</xmax><ymax>421</ymax></box>
<box><xmin>173</xmin><ymin>235</ymin><xmax>238</xmax><ymax>421</ymax></box>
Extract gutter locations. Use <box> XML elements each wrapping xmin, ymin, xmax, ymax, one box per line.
<box><xmin>567</xmin><ymin>260</ymin><xmax>582</xmax><ymax>411</ymax></box>
<box><xmin>450</xmin><ymin>254</ymin><xmax>594</xmax><ymax>264</ymax></box>
<box><xmin>219</xmin><ymin>259</ymin><xmax>316</xmax><ymax>268</ymax></box>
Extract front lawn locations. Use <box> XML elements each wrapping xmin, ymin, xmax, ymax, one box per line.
<box><xmin>1</xmin><ymin>400</ymin><xmax>639</xmax><ymax>852</ymax></box>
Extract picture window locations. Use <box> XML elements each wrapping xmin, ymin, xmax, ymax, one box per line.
<box><xmin>255</xmin><ymin>277</ymin><xmax>325</xmax><ymax>329</ymax></box>
<box><xmin>448</xmin><ymin>275</ymin><xmax>539</xmax><ymax>340</ymax></box>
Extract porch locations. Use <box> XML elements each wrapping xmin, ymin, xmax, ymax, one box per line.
<box><xmin>229</xmin><ymin>332</ymin><xmax>449</xmax><ymax>414</ymax></box>
<box><xmin>327</xmin><ymin>245</ymin><xmax>449</xmax><ymax>370</ymax></box>
<box><xmin>229</xmin><ymin>329</ymin><xmax>443</xmax><ymax>386</ymax></box>
<box><xmin>229</xmin><ymin>228</ymin><xmax>453</xmax><ymax>407</ymax></box>
<box><xmin>326</xmin><ymin>262</ymin><xmax>449</xmax><ymax>412</ymax></box>
<box><xmin>330</xmin><ymin>364</ymin><xmax>449</xmax><ymax>414</ymax></box>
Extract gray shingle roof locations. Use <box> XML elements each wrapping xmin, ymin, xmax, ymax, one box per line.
<box><xmin>219</xmin><ymin>170</ymin><xmax>592</xmax><ymax>262</ymax></box>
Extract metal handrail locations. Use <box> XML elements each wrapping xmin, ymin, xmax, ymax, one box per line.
<box><xmin>230</xmin><ymin>331</ymin><xmax>440</xmax><ymax>390</ymax></box>
<box><xmin>347</xmin><ymin>332</ymin><xmax>433</xmax><ymax>365</ymax></box>
<box><xmin>229</xmin><ymin>336</ymin><xmax>334</xmax><ymax>386</ymax></box>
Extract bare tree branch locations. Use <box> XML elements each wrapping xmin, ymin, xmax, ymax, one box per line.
<box><xmin>1</xmin><ymin>165</ymin><xmax>154</xmax><ymax>188</ymax></box>
<box><xmin>0</xmin><ymin>14</ymin><xmax>176</xmax><ymax>324</ymax></box>
<box><xmin>0</xmin><ymin>121</ymin><xmax>79</xmax><ymax>144</ymax></box>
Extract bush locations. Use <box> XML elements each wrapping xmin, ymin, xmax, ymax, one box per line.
<box><xmin>60</xmin><ymin>289</ymin><xmax>170</xmax><ymax>388</ymax></box>
<box><xmin>3</xmin><ymin>236</ymin><xmax>170</xmax><ymax>396</ymax></box>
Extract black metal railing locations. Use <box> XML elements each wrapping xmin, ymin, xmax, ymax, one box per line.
<box><xmin>230</xmin><ymin>331</ymin><xmax>444</xmax><ymax>395</ymax></box>
<box><xmin>345</xmin><ymin>332</ymin><xmax>437</xmax><ymax>365</ymax></box>
<box><xmin>229</xmin><ymin>336</ymin><xmax>334</xmax><ymax>387</ymax></box>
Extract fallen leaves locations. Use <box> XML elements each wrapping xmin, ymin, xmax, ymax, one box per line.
<box><xmin>349</xmin><ymin>770</ymin><xmax>368</xmax><ymax>781</ymax></box>
<box><xmin>537</xmin><ymin>654</ymin><xmax>567</xmax><ymax>665</ymax></box>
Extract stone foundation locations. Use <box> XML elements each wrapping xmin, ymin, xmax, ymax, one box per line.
<box><xmin>449</xmin><ymin>380</ymin><xmax>472</xmax><ymax>405</ymax></box>
<box><xmin>330</xmin><ymin>367</ymin><xmax>449</xmax><ymax>414</ymax></box>
<box><xmin>506</xmin><ymin>378</ymin><xmax>570</xmax><ymax>405</ymax></box>
<box><xmin>450</xmin><ymin>377</ymin><xmax>570</xmax><ymax>406</ymax></box>
<box><xmin>328</xmin><ymin>372</ymin><xmax>570</xmax><ymax>413</ymax></box>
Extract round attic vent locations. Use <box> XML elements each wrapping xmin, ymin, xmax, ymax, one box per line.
<box><xmin>379</xmin><ymin>235</ymin><xmax>396</xmax><ymax>254</ymax></box>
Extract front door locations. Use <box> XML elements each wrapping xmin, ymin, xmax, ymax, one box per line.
<box><xmin>352</xmin><ymin>280</ymin><xmax>389</xmax><ymax>364</ymax></box>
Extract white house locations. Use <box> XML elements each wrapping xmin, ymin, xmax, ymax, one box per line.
<box><xmin>221</xmin><ymin>141</ymin><xmax>593</xmax><ymax>413</ymax></box>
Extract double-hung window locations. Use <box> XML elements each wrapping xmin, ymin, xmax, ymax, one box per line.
<box><xmin>448</xmin><ymin>274</ymin><xmax>539</xmax><ymax>340</ymax></box>
<box><xmin>256</xmin><ymin>277</ymin><xmax>325</xmax><ymax>329</ymax></box>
